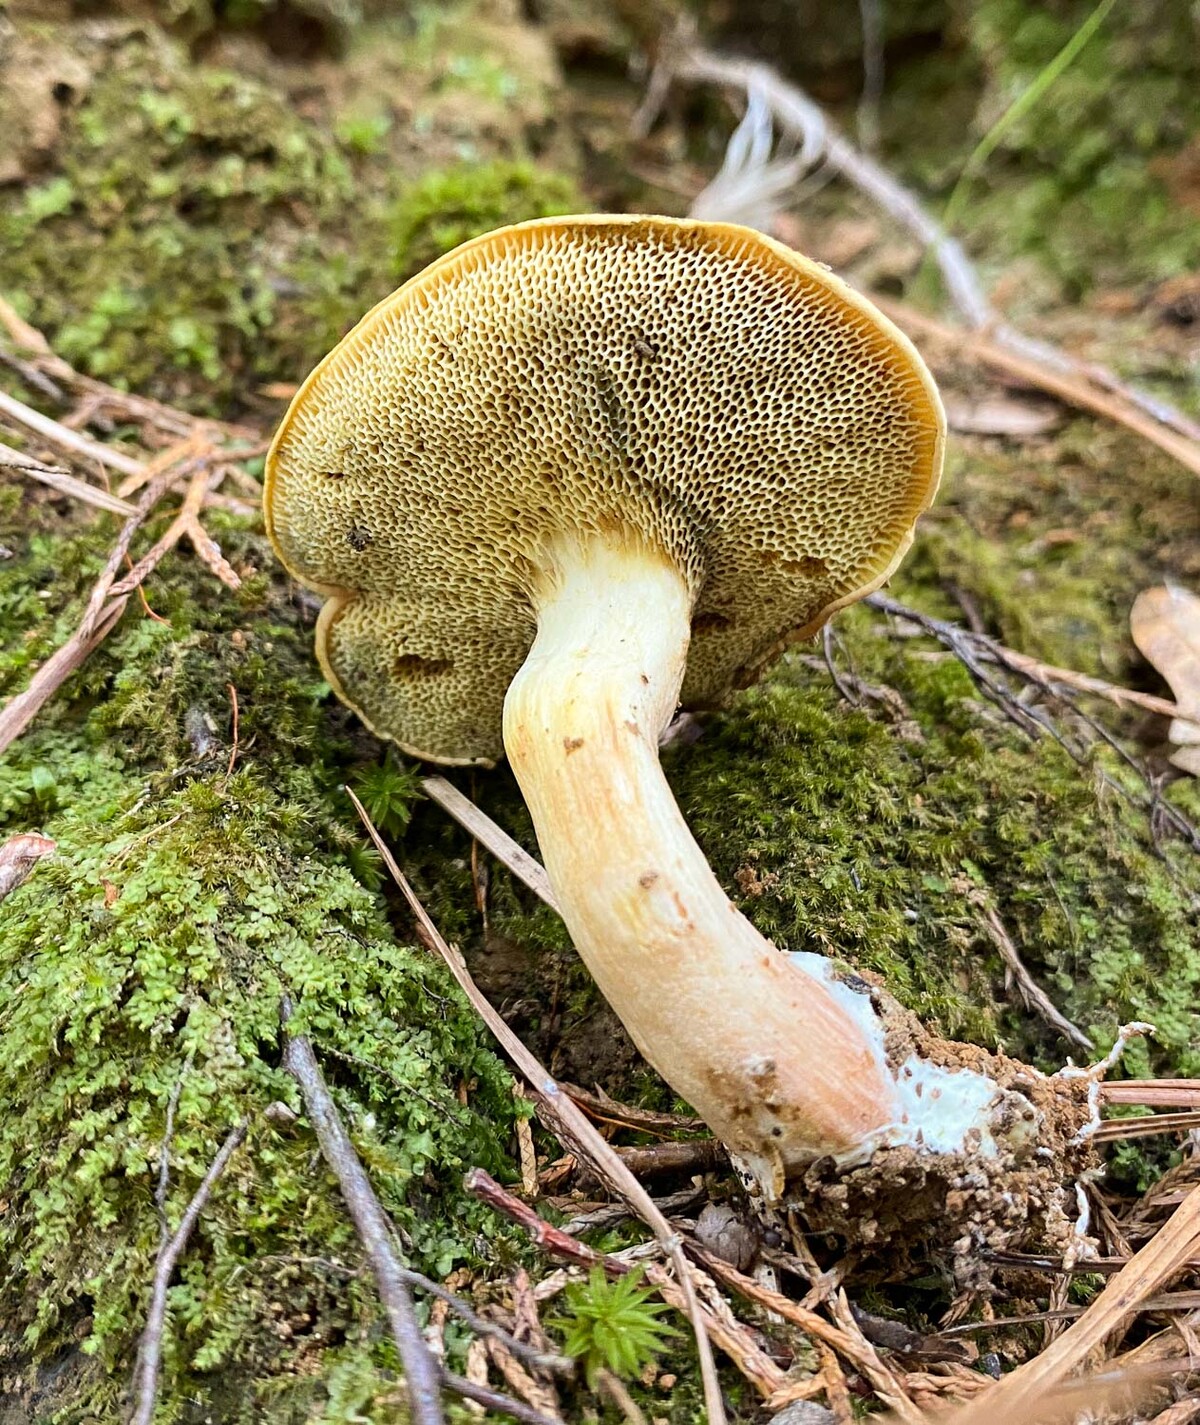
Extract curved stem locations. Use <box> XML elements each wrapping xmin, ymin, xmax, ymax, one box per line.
<box><xmin>502</xmin><ymin>536</ymin><xmax>901</xmax><ymax>1183</ymax></box>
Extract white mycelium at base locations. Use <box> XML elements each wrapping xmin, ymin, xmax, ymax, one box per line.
<box><xmin>787</xmin><ymin>952</ymin><xmax>1021</xmax><ymax>1167</ymax></box>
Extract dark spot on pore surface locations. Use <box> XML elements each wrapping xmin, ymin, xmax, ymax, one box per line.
<box><xmin>346</xmin><ymin>526</ymin><xmax>371</xmax><ymax>550</ymax></box>
<box><xmin>395</xmin><ymin>654</ymin><xmax>453</xmax><ymax>679</ymax></box>
<box><xmin>563</xmin><ymin>737</ymin><xmax>584</xmax><ymax>754</ymax></box>
<box><xmin>592</xmin><ymin>365</ymin><xmax>626</xmax><ymax>450</ymax></box>
<box><xmin>781</xmin><ymin>555</ymin><xmax>828</xmax><ymax>577</ymax></box>
<box><xmin>692</xmin><ymin>611</ymin><xmax>732</xmax><ymax>636</ymax></box>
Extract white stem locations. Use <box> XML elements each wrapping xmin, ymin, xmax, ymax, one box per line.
<box><xmin>502</xmin><ymin>536</ymin><xmax>908</xmax><ymax>1184</ymax></box>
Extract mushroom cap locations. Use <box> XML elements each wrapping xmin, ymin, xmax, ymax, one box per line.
<box><xmin>265</xmin><ymin>214</ymin><xmax>944</xmax><ymax>765</ymax></box>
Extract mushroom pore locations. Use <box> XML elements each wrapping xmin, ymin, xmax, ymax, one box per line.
<box><xmin>266</xmin><ymin>216</ymin><xmax>1037</xmax><ymax>1195</ymax></box>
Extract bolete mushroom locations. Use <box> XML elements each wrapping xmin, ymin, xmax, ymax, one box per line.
<box><xmin>265</xmin><ymin>216</ymin><xmax>1078</xmax><ymax>1202</ymax></box>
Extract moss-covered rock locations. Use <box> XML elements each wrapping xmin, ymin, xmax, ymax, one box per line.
<box><xmin>0</xmin><ymin>11</ymin><xmax>580</xmax><ymax>415</ymax></box>
<box><xmin>0</xmin><ymin>31</ymin><xmax>355</xmax><ymax>405</ymax></box>
<box><xmin>0</xmin><ymin>493</ymin><xmax>525</xmax><ymax>1421</ymax></box>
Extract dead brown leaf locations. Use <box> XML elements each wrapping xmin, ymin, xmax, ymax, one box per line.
<box><xmin>0</xmin><ymin>833</ymin><xmax>55</xmax><ymax>902</ymax></box>
<box><xmin>1130</xmin><ymin>585</ymin><xmax>1200</xmax><ymax>775</ymax></box>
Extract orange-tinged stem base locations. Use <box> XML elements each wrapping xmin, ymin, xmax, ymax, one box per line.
<box><xmin>502</xmin><ymin>536</ymin><xmax>901</xmax><ymax>1188</ymax></box>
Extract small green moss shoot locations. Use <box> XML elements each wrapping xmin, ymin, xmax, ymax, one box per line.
<box><xmin>554</xmin><ymin>1268</ymin><xmax>677</xmax><ymax>1391</ymax></box>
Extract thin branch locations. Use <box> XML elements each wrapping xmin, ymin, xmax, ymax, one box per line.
<box><xmin>866</xmin><ymin>591</ymin><xmax>1200</xmax><ymax>853</ymax></box>
<box><xmin>980</xmin><ymin>905</ymin><xmax>1093</xmax><ymax>1051</ymax></box>
<box><xmin>440</xmin><ymin>1373</ymin><xmax>562</xmax><ymax>1425</ymax></box>
<box><xmin>560</xmin><ymin>1081</ymin><xmax>704</xmax><ymax>1135</ymax></box>
<box><xmin>659</xmin><ymin>42</ymin><xmax>1200</xmax><ymax>475</ymax></box>
<box><xmin>280</xmin><ymin>998</ymin><xmax>445</xmax><ymax>1425</ymax></box>
<box><xmin>872</xmin><ymin>296</ymin><xmax>1200</xmax><ymax>480</ymax></box>
<box><xmin>347</xmin><ymin>790</ymin><xmax>730</xmax><ymax>1425</ymax></box>
<box><xmin>129</xmin><ymin>1119</ymin><xmax>249</xmax><ymax>1425</ymax></box>
<box><xmin>615</xmin><ymin>1139</ymin><xmax>727</xmax><ymax>1178</ymax></box>
<box><xmin>466</xmin><ymin>1168</ymin><xmax>787</xmax><ymax>1400</ymax></box>
<box><xmin>404</xmin><ymin>1270</ymin><xmax>573</xmax><ymax>1377</ymax></box>
<box><xmin>0</xmin><ymin>293</ymin><xmax>256</xmax><ymax>444</ymax></box>
<box><xmin>1091</xmin><ymin>1111</ymin><xmax>1200</xmax><ymax>1143</ymax></box>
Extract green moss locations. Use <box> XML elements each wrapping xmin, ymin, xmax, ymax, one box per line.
<box><xmin>0</xmin><ymin>38</ymin><xmax>356</xmax><ymax>406</ymax></box>
<box><xmin>390</xmin><ymin>160</ymin><xmax>581</xmax><ymax>281</ymax></box>
<box><xmin>882</xmin><ymin>0</ymin><xmax>1200</xmax><ymax>302</ymax></box>
<box><xmin>958</xmin><ymin>0</ymin><xmax>1200</xmax><ymax>296</ymax></box>
<box><xmin>0</xmin><ymin>24</ymin><xmax>580</xmax><ymax>415</ymax></box>
<box><xmin>903</xmin><ymin>425</ymin><xmax>1200</xmax><ymax>679</ymax></box>
<box><xmin>667</xmin><ymin>612</ymin><xmax>1200</xmax><ymax>1083</ymax></box>
<box><xmin>0</xmin><ymin>500</ymin><xmax>524</xmax><ymax>1421</ymax></box>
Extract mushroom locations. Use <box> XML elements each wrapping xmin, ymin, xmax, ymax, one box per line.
<box><xmin>265</xmin><ymin>216</ymin><xmax>1042</xmax><ymax>1195</ymax></box>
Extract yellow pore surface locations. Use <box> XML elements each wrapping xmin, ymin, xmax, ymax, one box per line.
<box><xmin>266</xmin><ymin>215</ymin><xmax>944</xmax><ymax>764</ymax></box>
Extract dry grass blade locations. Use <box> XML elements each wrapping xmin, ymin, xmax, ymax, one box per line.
<box><xmin>421</xmin><ymin>776</ymin><xmax>559</xmax><ymax>911</ymax></box>
<box><xmin>347</xmin><ymin>789</ymin><xmax>730</xmax><ymax>1425</ymax></box>
<box><xmin>0</xmin><ymin>387</ymin><xmax>147</xmax><ymax>480</ymax></box>
<box><xmin>1102</xmin><ymin>1082</ymin><xmax>1200</xmax><ymax>1110</ymax></box>
<box><xmin>1092</xmin><ymin>1112</ymin><xmax>1200</xmax><ymax>1143</ymax></box>
<box><xmin>0</xmin><ymin>465</ymin><xmax>177</xmax><ymax>757</ymax></box>
<box><xmin>2</xmin><ymin>448</ymin><xmax>138</xmax><ymax>516</ymax></box>
<box><xmin>947</xmin><ymin>1184</ymin><xmax>1200</xmax><ymax>1422</ymax></box>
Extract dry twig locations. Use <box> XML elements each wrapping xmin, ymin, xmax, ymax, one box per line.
<box><xmin>129</xmin><ymin>1118</ymin><xmax>249</xmax><ymax>1425</ymax></box>
<box><xmin>0</xmin><ymin>387</ymin><xmax>146</xmax><ymax>481</ymax></box>
<box><xmin>873</xmin><ymin>297</ymin><xmax>1200</xmax><ymax>480</ymax></box>
<box><xmin>466</xmin><ymin>1168</ymin><xmax>787</xmax><ymax>1400</ymax></box>
<box><xmin>979</xmin><ymin>905</ymin><xmax>1093</xmax><ymax>1051</ymax></box>
<box><xmin>280</xmin><ymin>998</ymin><xmax>445</xmax><ymax>1425</ymax></box>
<box><xmin>560</xmin><ymin>1081</ymin><xmax>705</xmax><ymax>1136</ymax></box>
<box><xmin>1102</xmin><ymin>1082</ymin><xmax>1200</xmax><ymax>1111</ymax></box>
<box><xmin>0</xmin><ymin>442</ymin><xmax>137</xmax><ymax>516</ymax></box>
<box><xmin>866</xmin><ymin>591</ymin><xmax>1200</xmax><ymax>853</ymax></box>
<box><xmin>642</xmin><ymin>37</ymin><xmax>1200</xmax><ymax>478</ymax></box>
<box><xmin>0</xmin><ymin>464</ymin><xmax>178</xmax><ymax>758</ymax></box>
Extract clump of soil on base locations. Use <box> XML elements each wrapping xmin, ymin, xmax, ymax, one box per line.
<box><xmin>794</xmin><ymin>989</ymin><xmax>1097</xmax><ymax>1290</ymax></box>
